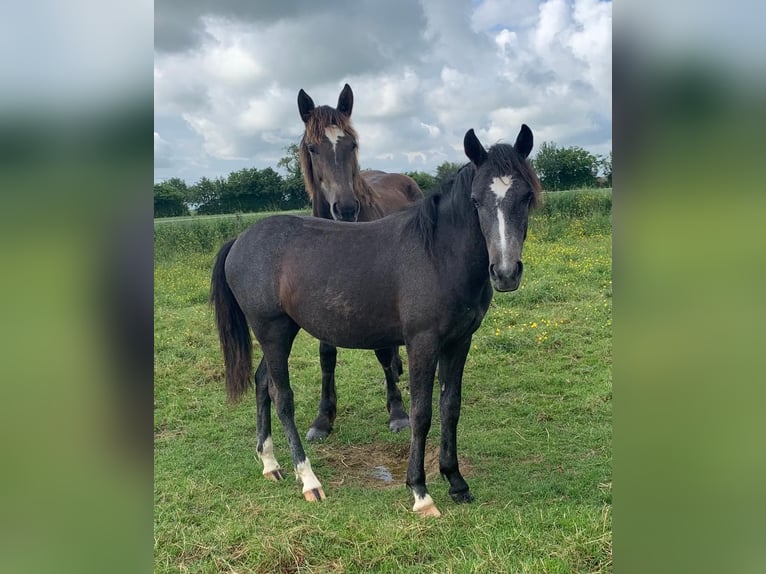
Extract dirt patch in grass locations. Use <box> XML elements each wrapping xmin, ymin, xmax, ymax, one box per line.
<box><xmin>154</xmin><ymin>427</ymin><xmax>185</xmax><ymax>441</ymax></box>
<box><xmin>315</xmin><ymin>441</ymin><xmax>471</xmax><ymax>489</ymax></box>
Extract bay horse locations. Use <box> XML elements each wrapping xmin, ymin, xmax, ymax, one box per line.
<box><xmin>297</xmin><ymin>84</ymin><xmax>423</xmax><ymax>441</ymax></box>
<box><xmin>211</xmin><ymin>126</ymin><xmax>541</xmax><ymax>517</ymax></box>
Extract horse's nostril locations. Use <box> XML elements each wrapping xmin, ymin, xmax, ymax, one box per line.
<box><xmin>489</xmin><ymin>264</ymin><xmax>497</xmax><ymax>280</ymax></box>
<box><xmin>516</xmin><ymin>261</ymin><xmax>523</xmax><ymax>277</ymax></box>
<box><xmin>331</xmin><ymin>202</ymin><xmax>341</xmax><ymax>220</ymax></box>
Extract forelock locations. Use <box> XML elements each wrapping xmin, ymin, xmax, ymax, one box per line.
<box><xmin>303</xmin><ymin>106</ymin><xmax>357</xmax><ymax>145</ymax></box>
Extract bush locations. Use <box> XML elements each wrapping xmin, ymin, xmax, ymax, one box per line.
<box><xmin>533</xmin><ymin>142</ymin><xmax>603</xmax><ymax>191</ymax></box>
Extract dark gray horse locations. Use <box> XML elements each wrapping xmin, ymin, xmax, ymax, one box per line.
<box><xmin>297</xmin><ymin>84</ymin><xmax>423</xmax><ymax>440</ymax></box>
<box><xmin>211</xmin><ymin>126</ymin><xmax>541</xmax><ymax>516</ymax></box>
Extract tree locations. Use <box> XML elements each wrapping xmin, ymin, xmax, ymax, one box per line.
<box><xmin>600</xmin><ymin>151</ymin><xmax>612</xmax><ymax>187</ymax></box>
<box><xmin>278</xmin><ymin>143</ymin><xmax>309</xmax><ymax>209</ymax></box>
<box><xmin>435</xmin><ymin>161</ymin><xmax>463</xmax><ymax>186</ymax></box>
<box><xmin>277</xmin><ymin>143</ymin><xmax>302</xmax><ymax>181</ymax></box>
<box><xmin>532</xmin><ymin>142</ymin><xmax>600</xmax><ymax>191</ymax></box>
<box><xmin>405</xmin><ymin>171</ymin><xmax>438</xmax><ymax>196</ymax></box>
<box><xmin>195</xmin><ymin>167</ymin><xmax>291</xmax><ymax>214</ymax></box>
<box><xmin>154</xmin><ymin>178</ymin><xmax>189</xmax><ymax>217</ymax></box>
<box><xmin>188</xmin><ymin>176</ymin><xmax>224</xmax><ymax>210</ymax></box>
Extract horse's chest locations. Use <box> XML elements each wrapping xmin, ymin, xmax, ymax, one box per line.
<box><xmin>440</xmin><ymin>302</ymin><xmax>487</xmax><ymax>339</ymax></box>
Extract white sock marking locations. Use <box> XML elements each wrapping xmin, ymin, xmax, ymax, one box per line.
<box><xmin>295</xmin><ymin>458</ymin><xmax>322</xmax><ymax>493</ymax></box>
<box><xmin>258</xmin><ymin>436</ymin><xmax>281</xmax><ymax>475</ymax></box>
<box><xmin>412</xmin><ymin>493</ymin><xmax>436</xmax><ymax>512</ymax></box>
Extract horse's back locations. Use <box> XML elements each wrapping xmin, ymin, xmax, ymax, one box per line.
<box><xmin>361</xmin><ymin>170</ymin><xmax>423</xmax><ymax>213</ymax></box>
<box><xmin>225</xmin><ymin>213</ymin><xmax>414</xmax><ymax>347</ymax></box>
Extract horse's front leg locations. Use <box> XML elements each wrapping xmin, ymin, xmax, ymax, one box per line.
<box><xmin>374</xmin><ymin>347</ymin><xmax>410</xmax><ymax>432</ymax></box>
<box><xmin>260</xmin><ymin>321</ymin><xmax>326</xmax><ymax>501</ymax></box>
<box><xmin>405</xmin><ymin>334</ymin><xmax>440</xmax><ymax>517</ymax></box>
<box><xmin>306</xmin><ymin>341</ymin><xmax>338</xmax><ymax>441</ymax></box>
<box><xmin>438</xmin><ymin>336</ymin><xmax>473</xmax><ymax>503</ymax></box>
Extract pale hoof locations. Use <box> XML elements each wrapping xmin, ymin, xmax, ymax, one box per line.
<box><xmin>415</xmin><ymin>504</ymin><xmax>441</xmax><ymax>518</ymax></box>
<box><xmin>306</xmin><ymin>426</ymin><xmax>330</xmax><ymax>441</ymax></box>
<box><xmin>413</xmin><ymin>493</ymin><xmax>441</xmax><ymax>517</ymax></box>
<box><xmin>264</xmin><ymin>468</ymin><xmax>285</xmax><ymax>481</ymax></box>
<box><xmin>303</xmin><ymin>487</ymin><xmax>327</xmax><ymax>502</ymax></box>
<box><xmin>389</xmin><ymin>417</ymin><xmax>410</xmax><ymax>433</ymax></box>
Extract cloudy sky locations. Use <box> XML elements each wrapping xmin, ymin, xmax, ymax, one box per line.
<box><xmin>154</xmin><ymin>0</ymin><xmax>611</xmax><ymax>184</ymax></box>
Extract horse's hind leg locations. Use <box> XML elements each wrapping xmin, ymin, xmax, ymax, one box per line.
<box><xmin>255</xmin><ymin>357</ymin><xmax>285</xmax><ymax>481</ymax></box>
<box><xmin>260</xmin><ymin>319</ymin><xmax>326</xmax><ymax>501</ymax></box>
<box><xmin>393</xmin><ymin>346</ymin><xmax>404</xmax><ymax>377</ymax></box>
<box><xmin>405</xmin><ymin>335</ymin><xmax>440</xmax><ymax>517</ymax></box>
<box><xmin>306</xmin><ymin>341</ymin><xmax>338</xmax><ymax>441</ymax></box>
<box><xmin>437</xmin><ymin>336</ymin><xmax>473</xmax><ymax>504</ymax></box>
<box><xmin>375</xmin><ymin>347</ymin><xmax>410</xmax><ymax>433</ymax></box>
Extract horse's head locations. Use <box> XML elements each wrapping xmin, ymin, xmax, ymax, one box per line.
<box><xmin>464</xmin><ymin>125</ymin><xmax>541</xmax><ymax>292</ymax></box>
<box><xmin>298</xmin><ymin>84</ymin><xmax>362</xmax><ymax>222</ymax></box>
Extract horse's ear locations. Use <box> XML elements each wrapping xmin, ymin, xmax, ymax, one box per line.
<box><xmin>514</xmin><ymin>124</ymin><xmax>533</xmax><ymax>159</ymax></box>
<box><xmin>337</xmin><ymin>84</ymin><xmax>353</xmax><ymax>117</ymax></box>
<box><xmin>298</xmin><ymin>89</ymin><xmax>315</xmax><ymax>123</ymax></box>
<box><xmin>464</xmin><ymin>129</ymin><xmax>488</xmax><ymax>166</ymax></box>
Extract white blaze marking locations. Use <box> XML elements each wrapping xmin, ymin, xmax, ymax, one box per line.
<box><xmin>497</xmin><ymin>207</ymin><xmax>508</xmax><ymax>259</ymax></box>
<box><xmin>490</xmin><ymin>176</ymin><xmax>511</xmax><ymax>202</ymax></box>
<box><xmin>412</xmin><ymin>493</ymin><xmax>436</xmax><ymax>513</ymax></box>
<box><xmin>324</xmin><ymin>126</ymin><xmax>345</xmax><ymax>164</ymax></box>
<box><xmin>258</xmin><ymin>436</ymin><xmax>281</xmax><ymax>475</ymax></box>
<box><xmin>295</xmin><ymin>458</ymin><xmax>322</xmax><ymax>493</ymax></box>
<box><xmin>490</xmin><ymin>176</ymin><xmax>513</xmax><ymax>262</ymax></box>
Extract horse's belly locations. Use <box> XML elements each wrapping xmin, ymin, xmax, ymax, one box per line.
<box><xmin>299</xmin><ymin>315</ymin><xmax>403</xmax><ymax>349</ymax></box>
<box><xmin>285</xmin><ymin>298</ymin><xmax>403</xmax><ymax>350</ymax></box>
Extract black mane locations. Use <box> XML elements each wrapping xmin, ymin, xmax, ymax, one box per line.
<box><xmin>405</xmin><ymin>162</ymin><xmax>475</xmax><ymax>255</ymax></box>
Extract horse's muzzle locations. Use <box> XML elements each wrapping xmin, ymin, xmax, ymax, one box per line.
<box><xmin>489</xmin><ymin>260</ymin><xmax>523</xmax><ymax>292</ymax></box>
<box><xmin>331</xmin><ymin>200</ymin><xmax>361</xmax><ymax>222</ymax></box>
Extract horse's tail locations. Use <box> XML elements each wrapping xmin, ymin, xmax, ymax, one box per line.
<box><xmin>210</xmin><ymin>238</ymin><xmax>252</xmax><ymax>402</ymax></box>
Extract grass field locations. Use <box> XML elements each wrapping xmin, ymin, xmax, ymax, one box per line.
<box><xmin>154</xmin><ymin>190</ymin><xmax>612</xmax><ymax>573</ymax></box>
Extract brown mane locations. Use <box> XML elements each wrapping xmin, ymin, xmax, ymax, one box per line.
<box><xmin>299</xmin><ymin>106</ymin><xmax>377</xmax><ymax>206</ymax></box>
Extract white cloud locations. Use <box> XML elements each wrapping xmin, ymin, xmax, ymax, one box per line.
<box><xmin>471</xmin><ymin>0</ymin><xmax>540</xmax><ymax>32</ymax></box>
<box><xmin>154</xmin><ymin>1</ymin><xmax>612</xmax><ymax>183</ymax></box>
<box><xmin>405</xmin><ymin>151</ymin><xmax>428</xmax><ymax>164</ymax></box>
<box><xmin>420</xmin><ymin>122</ymin><xmax>441</xmax><ymax>138</ymax></box>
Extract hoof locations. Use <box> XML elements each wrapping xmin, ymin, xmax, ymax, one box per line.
<box><xmin>264</xmin><ymin>468</ymin><xmax>285</xmax><ymax>481</ymax></box>
<box><xmin>306</xmin><ymin>426</ymin><xmax>331</xmax><ymax>441</ymax></box>
<box><xmin>389</xmin><ymin>417</ymin><xmax>410</xmax><ymax>433</ymax></box>
<box><xmin>303</xmin><ymin>487</ymin><xmax>326</xmax><ymax>502</ymax></box>
<box><xmin>450</xmin><ymin>490</ymin><xmax>474</xmax><ymax>504</ymax></box>
<box><xmin>415</xmin><ymin>504</ymin><xmax>441</xmax><ymax>518</ymax></box>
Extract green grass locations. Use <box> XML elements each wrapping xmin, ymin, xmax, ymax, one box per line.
<box><xmin>154</xmin><ymin>192</ymin><xmax>612</xmax><ymax>573</ymax></box>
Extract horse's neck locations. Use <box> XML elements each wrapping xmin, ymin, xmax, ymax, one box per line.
<box><xmin>354</xmin><ymin>173</ymin><xmax>377</xmax><ymax>207</ymax></box>
<box><xmin>357</xmin><ymin>201</ymin><xmax>385</xmax><ymax>221</ymax></box>
<box><xmin>436</xmin><ymin>195</ymin><xmax>490</xmax><ymax>284</ymax></box>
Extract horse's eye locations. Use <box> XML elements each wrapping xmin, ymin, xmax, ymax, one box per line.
<box><xmin>471</xmin><ymin>197</ymin><xmax>479</xmax><ymax>208</ymax></box>
<box><xmin>307</xmin><ymin>144</ymin><xmax>318</xmax><ymax>154</ymax></box>
<box><xmin>351</xmin><ymin>142</ymin><xmax>358</xmax><ymax>150</ymax></box>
